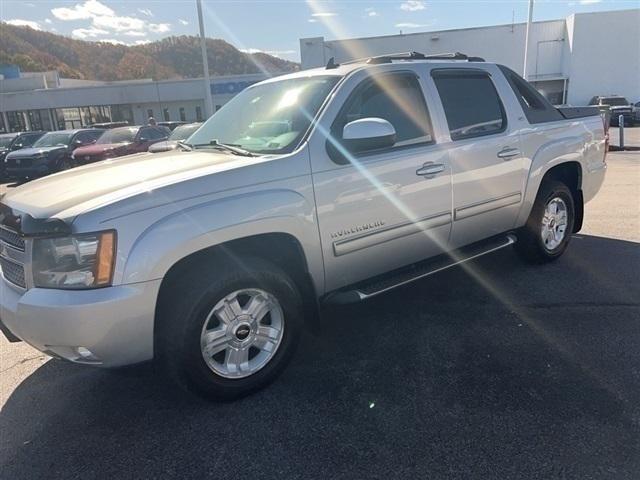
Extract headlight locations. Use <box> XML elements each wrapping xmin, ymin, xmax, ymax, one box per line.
<box><xmin>32</xmin><ymin>231</ymin><xmax>116</xmax><ymax>289</ymax></box>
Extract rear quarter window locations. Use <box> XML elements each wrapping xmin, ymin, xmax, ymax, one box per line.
<box><xmin>432</xmin><ymin>69</ymin><xmax>506</xmax><ymax>141</ymax></box>
<box><xmin>498</xmin><ymin>65</ymin><xmax>564</xmax><ymax>124</ymax></box>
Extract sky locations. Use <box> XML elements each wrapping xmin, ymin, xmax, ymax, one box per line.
<box><xmin>0</xmin><ymin>0</ymin><xmax>636</xmax><ymax>61</ymax></box>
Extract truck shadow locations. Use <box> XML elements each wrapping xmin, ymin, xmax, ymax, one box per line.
<box><xmin>2</xmin><ymin>234</ymin><xmax>639</xmax><ymax>479</ymax></box>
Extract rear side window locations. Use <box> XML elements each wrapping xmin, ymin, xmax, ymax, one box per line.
<box><xmin>334</xmin><ymin>72</ymin><xmax>434</xmax><ymax>150</ymax></box>
<box><xmin>432</xmin><ymin>69</ymin><xmax>506</xmax><ymax>141</ymax></box>
<box><xmin>498</xmin><ymin>65</ymin><xmax>564</xmax><ymax>124</ymax></box>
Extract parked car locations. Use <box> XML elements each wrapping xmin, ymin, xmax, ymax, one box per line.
<box><xmin>588</xmin><ymin>95</ymin><xmax>635</xmax><ymax>126</ymax></box>
<box><xmin>0</xmin><ymin>131</ymin><xmax>46</xmax><ymax>181</ymax></box>
<box><xmin>0</xmin><ymin>53</ymin><xmax>607</xmax><ymax>400</ymax></box>
<box><xmin>4</xmin><ymin>129</ymin><xmax>104</xmax><ymax>180</ymax></box>
<box><xmin>157</xmin><ymin>121</ymin><xmax>188</xmax><ymax>131</ymax></box>
<box><xmin>148</xmin><ymin>122</ymin><xmax>202</xmax><ymax>153</ymax></box>
<box><xmin>90</xmin><ymin>121</ymin><xmax>129</xmax><ymax>129</ymax></box>
<box><xmin>71</xmin><ymin>125</ymin><xmax>169</xmax><ymax>164</ymax></box>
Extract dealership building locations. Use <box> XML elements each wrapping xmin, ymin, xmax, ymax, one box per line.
<box><xmin>300</xmin><ymin>8</ymin><xmax>639</xmax><ymax>106</ymax></box>
<box><xmin>0</xmin><ymin>70</ymin><xmax>269</xmax><ymax>133</ymax></box>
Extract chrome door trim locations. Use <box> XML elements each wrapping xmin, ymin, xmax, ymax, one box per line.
<box><xmin>455</xmin><ymin>192</ymin><xmax>522</xmax><ymax>221</ymax></box>
<box><xmin>333</xmin><ymin>211</ymin><xmax>451</xmax><ymax>257</ymax></box>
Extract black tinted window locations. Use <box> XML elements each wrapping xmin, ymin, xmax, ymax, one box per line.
<box><xmin>498</xmin><ymin>66</ymin><xmax>563</xmax><ymax>123</ymax></box>
<box><xmin>336</xmin><ymin>73</ymin><xmax>433</xmax><ymax>148</ymax></box>
<box><xmin>433</xmin><ymin>70</ymin><xmax>505</xmax><ymax>140</ymax></box>
<box><xmin>143</xmin><ymin>128</ymin><xmax>166</xmax><ymax>140</ymax></box>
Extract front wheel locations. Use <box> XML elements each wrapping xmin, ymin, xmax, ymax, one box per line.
<box><xmin>156</xmin><ymin>256</ymin><xmax>303</xmax><ymax>400</ymax></box>
<box><xmin>515</xmin><ymin>179</ymin><xmax>575</xmax><ymax>264</ymax></box>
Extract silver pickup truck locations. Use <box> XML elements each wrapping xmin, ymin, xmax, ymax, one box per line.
<box><xmin>0</xmin><ymin>53</ymin><xmax>607</xmax><ymax>399</ymax></box>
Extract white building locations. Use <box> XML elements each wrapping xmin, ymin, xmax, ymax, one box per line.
<box><xmin>300</xmin><ymin>8</ymin><xmax>640</xmax><ymax>106</ymax></box>
<box><xmin>0</xmin><ymin>72</ymin><xmax>270</xmax><ymax>133</ymax></box>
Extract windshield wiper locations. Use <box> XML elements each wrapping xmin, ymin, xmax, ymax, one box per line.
<box><xmin>185</xmin><ymin>140</ymin><xmax>255</xmax><ymax>157</ymax></box>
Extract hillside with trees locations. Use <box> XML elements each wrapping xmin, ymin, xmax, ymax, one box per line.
<box><xmin>0</xmin><ymin>23</ymin><xmax>299</xmax><ymax>81</ymax></box>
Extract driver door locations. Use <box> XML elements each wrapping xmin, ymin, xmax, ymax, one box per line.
<box><xmin>309</xmin><ymin>70</ymin><xmax>453</xmax><ymax>292</ymax></box>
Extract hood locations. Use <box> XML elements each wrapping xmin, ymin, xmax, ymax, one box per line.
<box><xmin>148</xmin><ymin>140</ymin><xmax>178</xmax><ymax>153</ymax></box>
<box><xmin>8</xmin><ymin>145</ymin><xmax>66</xmax><ymax>158</ymax></box>
<box><xmin>74</xmin><ymin>142</ymin><xmax>129</xmax><ymax>155</ymax></box>
<box><xmin>1</xmin><ymin>150</ymin><xmax>267</xmax><ymax>220</ymax></box>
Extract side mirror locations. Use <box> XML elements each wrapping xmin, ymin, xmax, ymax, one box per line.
<box><xmin>11</xmin><ymin>143</ymin><xmax>23</xmax><ymax>151</ymax></box>
<box><xmin>138</xmin><ymin>136</ymin><xmax>149</xmax><ymax>143</ymax></box>
<box><xmin>342</xmin><ymin>118</ymin><xmax>396</xmax><ymax>153</ymax></box>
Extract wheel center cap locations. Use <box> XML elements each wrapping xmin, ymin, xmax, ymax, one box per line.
<box><xmin>234</xmin><ymin>323</ymin><xmax>251</xmax><ymax>341</ymax></box>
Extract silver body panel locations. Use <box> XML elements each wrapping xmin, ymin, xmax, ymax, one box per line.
<box><xmin>0</xmin><ymin>61</ymin><xmax>606</xmax><ymax>366</ymax></box>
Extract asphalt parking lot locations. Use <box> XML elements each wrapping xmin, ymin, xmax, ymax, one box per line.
<box><xmin>1</xmin><ymin>150</ymin><xmax>639</xmax><ymax>479</ymax></box>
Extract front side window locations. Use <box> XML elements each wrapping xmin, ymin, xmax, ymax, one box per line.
<box><xmin>188</xmin><ymin>75</ymin><xmax>341</xmax><ymax>154</ymax></box>
<box><xmin>433</xmin><ymin>70</ymin><xmax>506</xmax><ymax>140</ymax></box>
<box><xmin>333</xmin><ymin>72</ymin><xmax>433</xmax><ymax>151</ymax></box>
<box><xmin>142</xmin><ymin>128</ymin><xmax>166</xmax><ymax>140</ymax></box>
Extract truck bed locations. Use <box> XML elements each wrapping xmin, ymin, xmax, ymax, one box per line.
<box><xmin>557</xmin><ymin>106</ymin><xmax>601</xmax><ymax>120</ymax></box>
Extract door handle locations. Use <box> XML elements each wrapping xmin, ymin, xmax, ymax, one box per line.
<box><xmin>416</xmin><ymin>162</ymin><xmax>445</xmax><ymax>177</ymax></box>
<box><xmin>497</xmin><ymin>147</ymin><xmax>521</xmax><ymax>160</ymax></box>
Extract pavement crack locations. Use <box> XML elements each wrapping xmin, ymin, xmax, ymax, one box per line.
<box><xmin>0</xmin><ymin>354</ymin><xmax>47</xmax><ymax>374</ymax></box>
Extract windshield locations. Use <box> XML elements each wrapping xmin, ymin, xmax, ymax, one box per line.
<box><xmin>188</xmin><ymin>75</ymin><xmax>341</xmax><ymax>154</ymax></box>
<box><xmin>169</xmin><ymin>123</ymin><xmax>201</xmax><ymax>141</ymax></box>
<box><xmin>33</xmin><ymin>132</ymin><xmax>72</xmax><ymax>148</ymax></box>
<box><xmin>96</xmin><ymin>127</ymin><xmax>138</xmax><ymax>144</ymax></box>
<box><xmin>601</xmin><ymin>97</ymin><xmax>629</xmax><ymax>106</ymax></box>
<box><xmin>0</xmin><ymin>136</ymin><xmax>16</xmax><ymax>148</ymax></box>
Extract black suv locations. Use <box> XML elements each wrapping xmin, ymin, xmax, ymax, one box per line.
<box><xmin>0</xmin><ymin>131</ymin><xmax>46</xmax><ymax>181</ymax></box>
<box><xmin>4</xmin><ymin>128</ymin><xmax>104</xmax><ymax>181</ymax></box>
<box><xmin>588</xmin><ymin>96</ymin><xmax>635</xmax><ymax>126</ymax></box>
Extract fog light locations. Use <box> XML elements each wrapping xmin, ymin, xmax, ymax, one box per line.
<box><xmin>75</xmin><ymin>346</ymin><xmax>100</xmax><ymax>362</ymax></box>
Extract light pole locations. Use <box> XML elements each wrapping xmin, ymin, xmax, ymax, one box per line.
<box><xmin>523</xmin><ymin>0</ymin><xmax>534</xmax><ymax>79</ymax></box>
<box><xmin>197</xmin><ymin>0</ymin><xmax>215</xmax><ymax>119</ymax></box>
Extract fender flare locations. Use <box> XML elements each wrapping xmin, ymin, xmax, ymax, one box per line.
<box><xmin>121</xmin><ymin>188</ymin><xmax>325</xmax><ymax>294</ymax></box>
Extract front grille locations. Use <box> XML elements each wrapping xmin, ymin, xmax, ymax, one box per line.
<box><xmin>0</xmin><ymin>226</ymin><xmax>25</xmax><ymax>251</ymax></box>
<box><xmin>0</xmin><ymin>256</ymin><xmax>26</xmax><ymax>288</ymax></box>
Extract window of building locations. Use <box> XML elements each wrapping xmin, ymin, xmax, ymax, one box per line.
<box><xmin>432</xmin><ymin>69</ymin><xmax>506</xmax><ymax>140</ymax></box>
<box><xmin>332</xmin><ymin>72</ymin><xmax>433</xmax><ymax>153</ymax></box>
<box><xmin>7</xmin><ymin>111</ymin><xmax>27</xmax><ymax>132</ymax></box>
<box><xmin>26</xmin><ymin>110</ymin><xmax>53</xmax><ymax>131</ymax></box>
<box><xmin>179</xmin><ymin>107</ymin><xmax>186</xmax><ymax>121</ymax></box>
<box><xmin>110</xmin><ymin>105</ymin><xmax>134</xmax><ymax>125</ymax></box>
<box><xmin>195</xmin><ymin>106</ymin><xmax>203</xmax><ymax>122</ymax></box>
<box><xmin>56</xmin><ymin>107</ymin><xmax>83</xmax><ymax>130</ymax></box>
<box><xmin>163</xmin><ymin>108</ymin><xmax>170</xmax><ymax>121</ymax></box>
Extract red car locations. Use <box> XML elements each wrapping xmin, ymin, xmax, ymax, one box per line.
<box><xmin>72</xmin><ymin>125</ymin><xmax>169</xmax><ymax>164</ymax></box>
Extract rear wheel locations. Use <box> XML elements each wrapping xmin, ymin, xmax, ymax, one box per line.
<box><xmin>156</xmin><ymin>256</ymin><xmax>303</xmax><ymax>400</ymax></box>
<box><xmin>515</xmin><ymin>179</ymin><xmax>575</xmax><ymax>263</ymax></box>
<box><xmin>58</xmin><ymin>158</ymin><xmax>73</xmax><ymax>172</ymax></box>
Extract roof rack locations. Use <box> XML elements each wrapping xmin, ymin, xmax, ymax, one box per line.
<box><xmin>344</xmin><ymin>51</ymin><xmax>484</xmax><ymax>65</ymax></box>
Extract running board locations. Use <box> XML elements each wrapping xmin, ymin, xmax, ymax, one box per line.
<box><xmin>324</xmin><ymin>234</ymin><xmax>517</xmax><ymax>304</ymax></box>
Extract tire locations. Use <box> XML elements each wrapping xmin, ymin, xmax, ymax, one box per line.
<box><xmin>515</xmin><ymin>179</ymin><xmax>575</xmax><ymax>264</ymax></box>
<box><xmin>58</xmin><ymin>158</ymin><xmax>73</xmax><ymax>172</ymax></box>
<box><xmin>156</xmin><ymin>256</ymin><xmax>303</xmax><ymax>400</ymax></box>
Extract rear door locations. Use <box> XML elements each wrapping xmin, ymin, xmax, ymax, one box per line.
<box><xmin>430</xmin><ymin>66</ymin><xmax>528</xmax><ymax>248</ymax></box>
<box><xmin>309</xmin><ymin>68</ymin><xmax>453</xmax><ymax>292</ymax></box>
